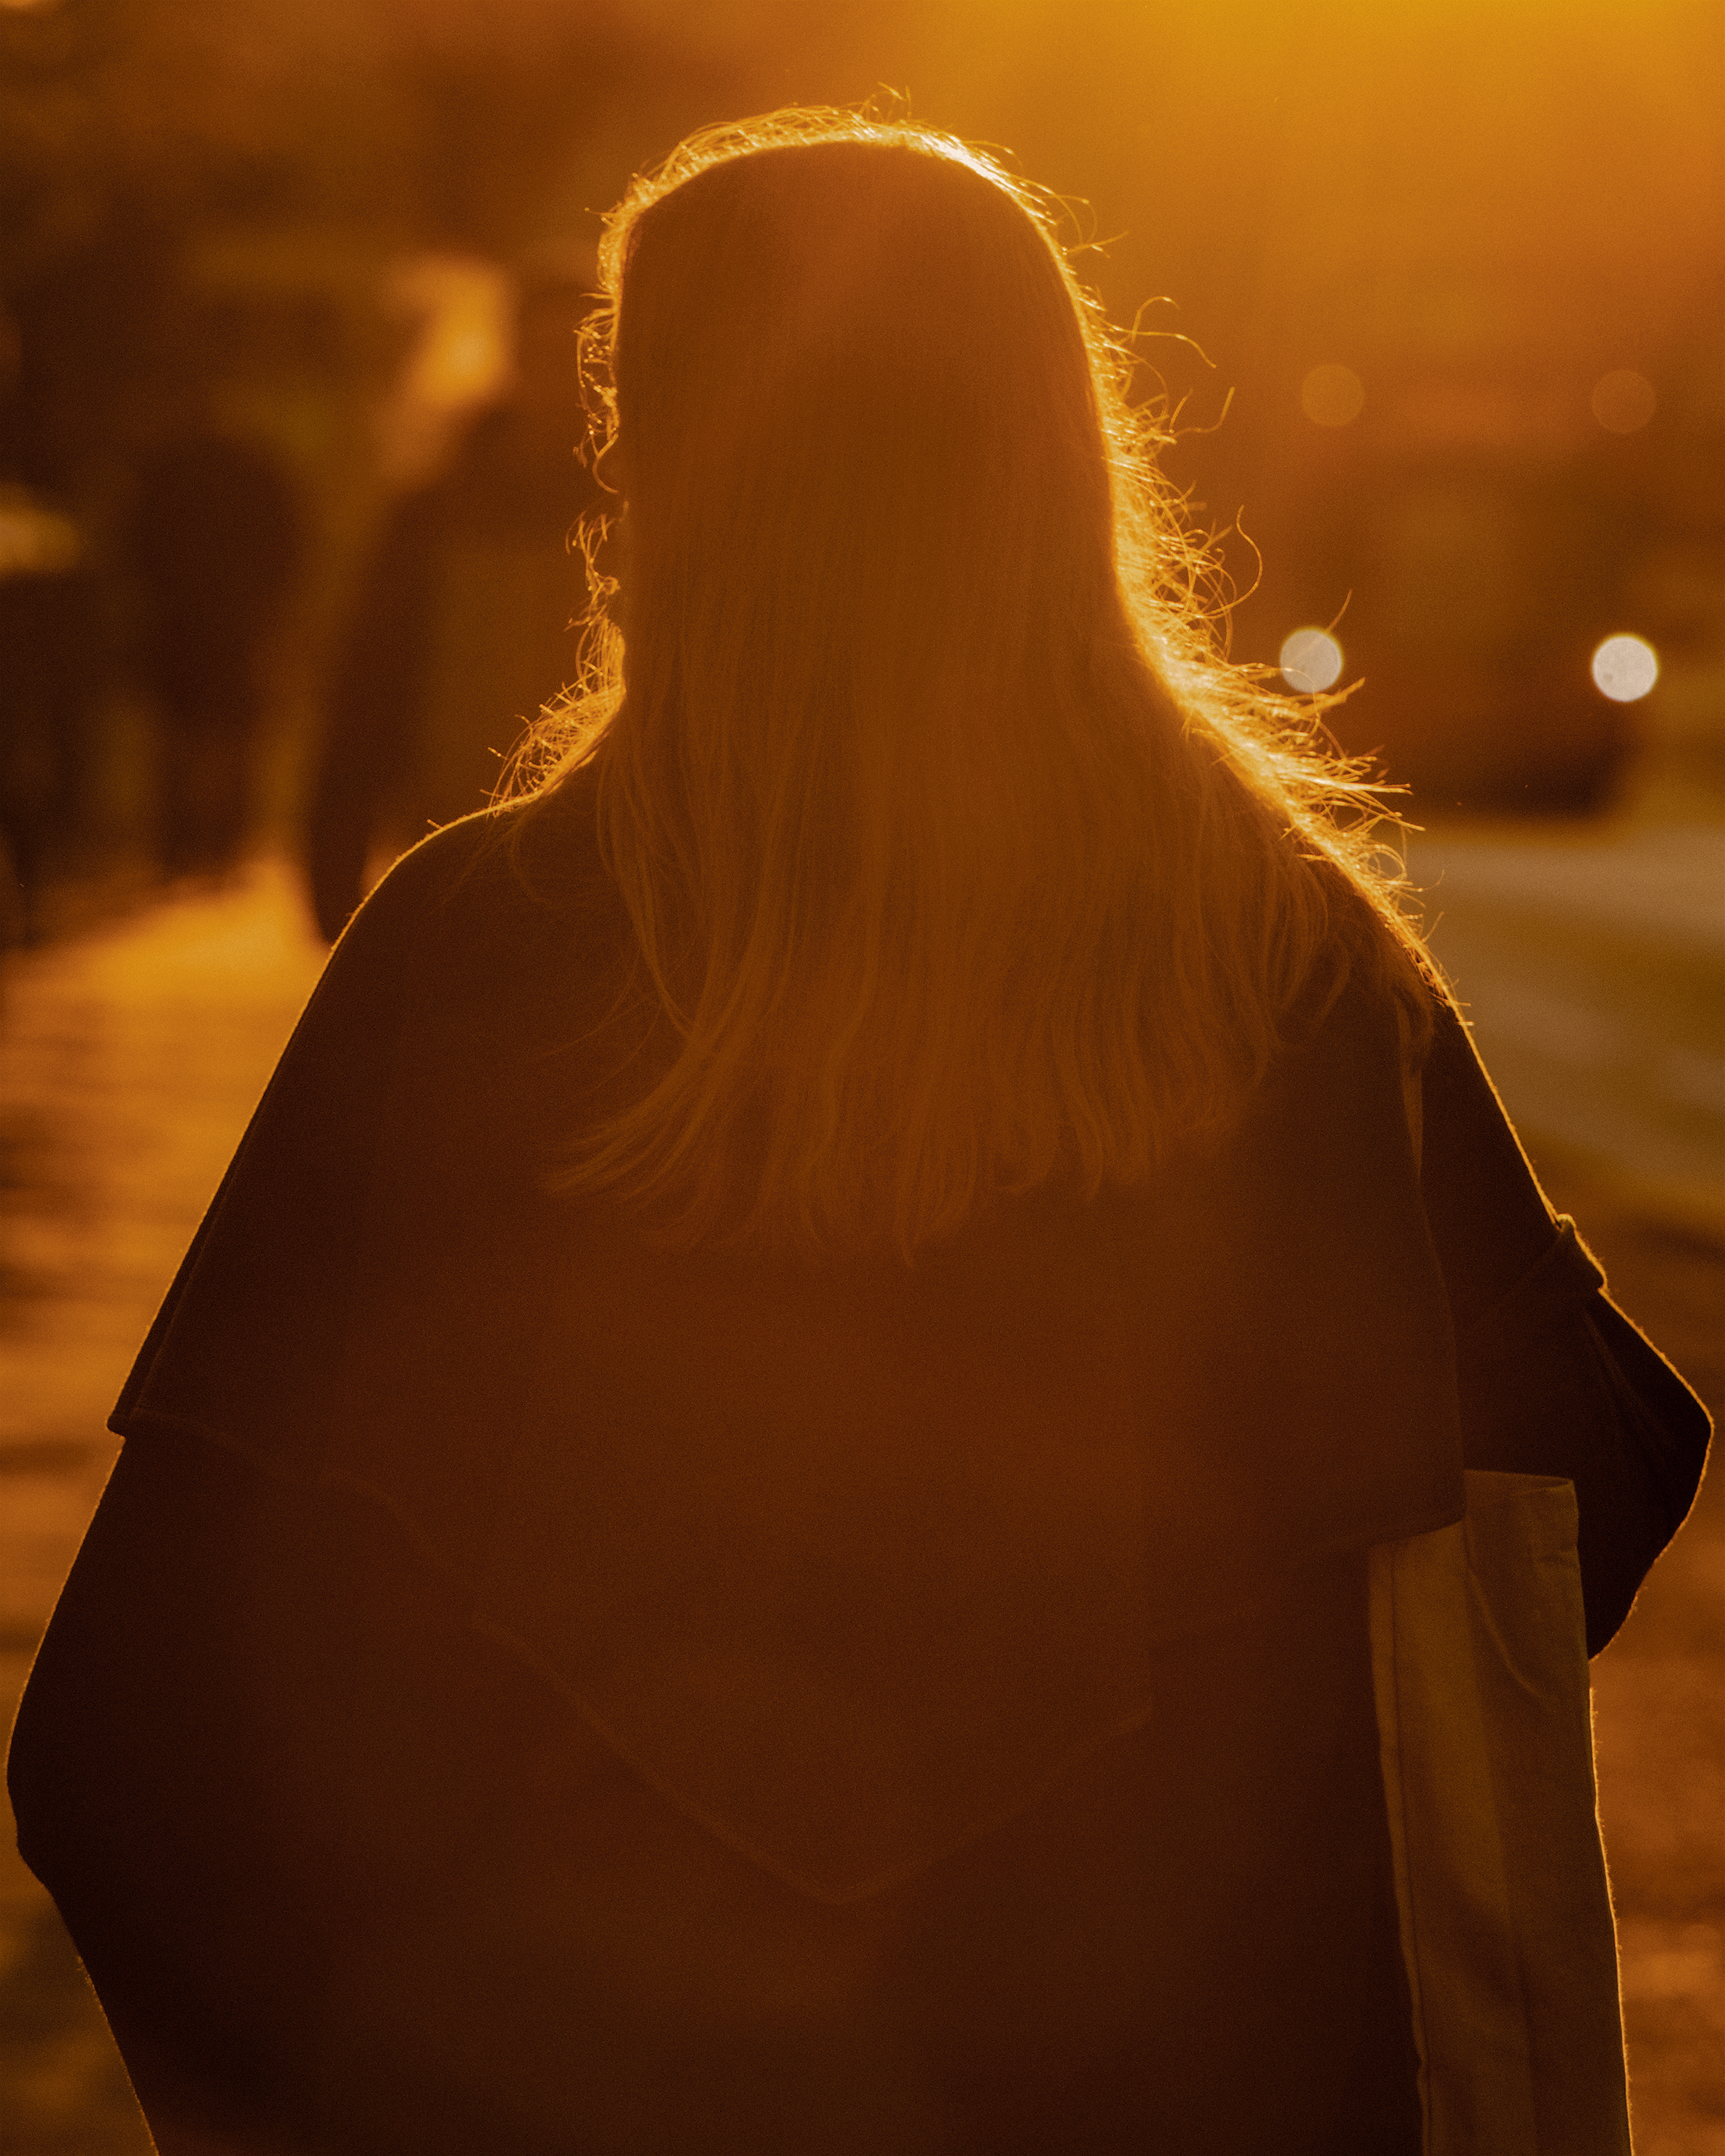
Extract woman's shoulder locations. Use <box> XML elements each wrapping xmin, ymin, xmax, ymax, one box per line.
<box><xmin>334</xmin><ymin>764</ymin><xmax>610</xmax><ymax>968</ymax></box>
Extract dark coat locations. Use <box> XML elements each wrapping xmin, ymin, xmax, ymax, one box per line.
<box><xmin>9</xmin><ymin>770</ymin><xmax>1711</xmax><ymax>2153</ymax></box>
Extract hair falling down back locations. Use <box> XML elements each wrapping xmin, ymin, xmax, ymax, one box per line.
<box><xmin>520</xmin><ymin>106</ymin><xmax>1434</xmax><ymax>1260</ymax></box>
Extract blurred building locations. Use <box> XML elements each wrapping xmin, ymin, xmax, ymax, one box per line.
<box><xmin>3</xmin><ymin>0</ymin><xmax>1721</xmax><ymax>851</ymax></box>
<box><xmin>122</xmin><ymin>421</ymin><xmax>306</xmax><ymax>880</ymax></box>
<box><xmin>0</xmin><ymin>484</ymin><xmax>100</xmax><ymax>944</ymax></box>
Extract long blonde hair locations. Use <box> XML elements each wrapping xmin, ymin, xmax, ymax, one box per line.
<box><xmin>519</xmin><ymin>107</ymin><xmax>1431</xmax><ymax>1258</ymax></box>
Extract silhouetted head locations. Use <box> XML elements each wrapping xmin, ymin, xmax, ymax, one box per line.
<box><xmin>606</xmin><ymin>125</ymin><xmax>1121</xmax><ymax>723</ymax></box>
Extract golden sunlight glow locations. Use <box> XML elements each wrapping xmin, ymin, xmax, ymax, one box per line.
<box><xmin>393</xmin><ymin>257</ymin><xmax>513</xmax><ymax>409</ymax></box>
<box><xmin>377</xmin><ymin>255</ymin><xmax>514</xmax><ymax>484</ymax></box>
<box><xmin>1301</xmin><ymin>365</ymin><xmax>1365</xmax><ymax>429</ymax></box>
<box><xmin>1280</xmin><ymin>628</ymin><xmax>1344</xmax><ymax>694</ymax></box>
<box><xmin>1591</xmin><ymin>633</ymin><xmax>1659</xmax><ymax>702</ymax></box>
<box><xmin>0</xmin><ymin>487</ymin><xmax>81</xmax><ymax>576</ymax></box>
<box><xmin>1590</xmin><ymin>370</ymin><xmax>1658</xmax><ymax>434</ymax></box>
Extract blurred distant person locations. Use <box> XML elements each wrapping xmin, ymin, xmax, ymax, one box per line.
<box><xmin>304</xmin><ymin>274</ymin><xmax>601</xmax><ymax>944</ymax></box>
<box><xmin>125</xmin><ymin>422</ymin><xmax>303</xmax><ymax>881</ymax></box>
<box><xmin>12</xmin><ymin>114</ymin><xmax>1711</xmax><ymax>2156</ymax></box>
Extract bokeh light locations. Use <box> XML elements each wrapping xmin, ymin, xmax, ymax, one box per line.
<box><xmin>377</xmin><ymin>256</ymin><xmax>513</xmax><ymax>484</ymax></box>
<box><xmin>1590</xmin><ymin>370</ymin><xmax>1658</xmax><ymax>434</ymax></box>
<box><xmin>1590</xmin><ymin>633</ymin><xmax>1659</xmax><ymax>702</ymax></box>
<box><xmin>0</xmin><ymin>487</ymin><xmax>81</xmax><ymax>576</ymax></box>
<box><xmin>1280</xmin><ymin>628</ymin><xmax>1344</xmax><ymax>694</ymax></box>
<box><xmin>1301</xmin><ymin>364</ymin><xmax>1365</xmax><ymax>429</ymax></box>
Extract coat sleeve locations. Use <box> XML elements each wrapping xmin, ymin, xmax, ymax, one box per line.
<box><xmin>1416</xmin><ymin>998</ymin><xmax>1712</xmax><ymax>1654</ymax></box>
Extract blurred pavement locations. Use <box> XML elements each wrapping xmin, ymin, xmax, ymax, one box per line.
<box><xmin>0</xmin><ymin>840</ymin><xmax>1721</xmax><ymax>2152</ymax></box>
<box><xmin>1</xmin><ymin>864</ymin><xmax>324</xmax><ymax>2152</ymax></box>
<box><xmin>1410</xmin><ymin>814</ymin><xmax>1725</xmax><ymax>2155</ymax></box>
<box><xmin>1408</xmin><ymin>820</ymin><xmax>1725</xmax><ymax>1232</ymax></box>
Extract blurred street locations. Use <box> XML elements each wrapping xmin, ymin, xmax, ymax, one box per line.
<box><xmin>1</xmin><ymin>835</ymin><xmax>1722</xmax><ymax>2153</ymax></box>
<box><xmin>1407</xmin><ymin>820</ymin><xmax>1725</xmax><ymax>1234</ymax></box>
<box><xmin>1409</xmin><ymin>815</ymin><xmax>1725</xmax><ymax>2153</ymax></box>
<box><xmin>1</xmin><ymin>862</ymin><xmax>324</xmax><ymax>2152</ymax></box>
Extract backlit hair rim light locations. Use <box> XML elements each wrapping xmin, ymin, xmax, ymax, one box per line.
<box><xmin>511</xmin><ymin>105</ymin><xmax>1435</xmax><ymax>1260</ymax></box>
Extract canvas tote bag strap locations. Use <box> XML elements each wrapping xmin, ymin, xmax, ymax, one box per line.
<box><xmin>1370</xmin><ymin>1471</ymin><xmax>1632</xmax><ymax>2154</ymax></box>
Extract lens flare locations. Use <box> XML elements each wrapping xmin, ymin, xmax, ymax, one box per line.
<box><xmin>1590</xmin><ymin>371</ymin><xmax>1657</xmax><ymax>434</ymax></box>
<box><xmin>1301</xmin><ymin>365</ymin><xmax>1365</xmax><ymax>428</ymax></box>
<box><xmin>1590</xmin><ymin>634</ymin><xmax>1658</xmax><ymax>702</ymax></box>
<box><xmin>1280</xmin><ymin>628</ymin><xmax>1344</xmax><ymax>694</ymax></box>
